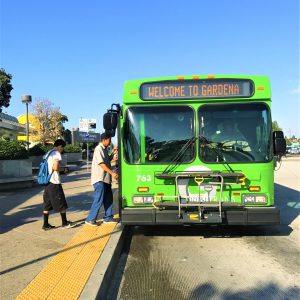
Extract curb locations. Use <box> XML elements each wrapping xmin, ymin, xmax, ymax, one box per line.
<box><xmin>0</xmin><ymin>177</ymin><xmax>35</xmax><ymax>191</ymax></box>
<box><xmin>79</xmin><ymin>223</ymin><xmax>126</xmax><ymax>300</ymax></box>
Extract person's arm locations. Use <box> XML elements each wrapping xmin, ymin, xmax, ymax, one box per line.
<box><xmin>52</xmin><ymin>153</ymin><xmax>68</xmax><ymax>173</ymax></box>
<box><xmin>99</xmin><ymin>163</ymin><xmax>118</xmax><ymax>179</ymax></box>
<box><xmin>53</xmin><ymin>160</ymin><xmax>60</xmax><ymax>171</ymax></box>
<box><xmin>109</xmin><ymin>147</ymin><xmax>118</xmax><ymax>161</ymax></box>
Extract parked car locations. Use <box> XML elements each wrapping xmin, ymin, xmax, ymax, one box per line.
<box><xmin>290</xmin><ymin>147</ymin><xmax>300</xmax><ymax>154</ymax></box>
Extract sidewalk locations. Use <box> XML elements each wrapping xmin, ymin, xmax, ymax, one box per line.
<box><xmin>0</xmin><ymin>163</ymin><xmax>119</xmax><ymax>300</ymax></box>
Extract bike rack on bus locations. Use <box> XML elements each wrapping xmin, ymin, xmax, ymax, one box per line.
<box><xmin>154</xmin><ymin>171</ymin><xmax>246</xmax><ymax>223</ymax></box>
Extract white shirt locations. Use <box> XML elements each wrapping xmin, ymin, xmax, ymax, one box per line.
<box><xmin>47</xmin><ymin>150</ymin><xmax>62</xmax><ymax>184</ymax></box>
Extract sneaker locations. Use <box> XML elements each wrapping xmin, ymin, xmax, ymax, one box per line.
<box><xmin>42</xmin><ymin>224</ymin><xmax>56</xmax><ymax>231</ymax></box>
<box><xmin>61</xmin><ymin>221</ymin><xmax>77</xmax><ymax>229</ymax></box>
<box><xmin>103</xmin><ymin>217</ymin><xmax>119</xmax><ymax>224</ymax></box>
<box><xmin>85</xmin><ymin>220</ymin><xmax>99</xmax><ymax>227</ymax></box>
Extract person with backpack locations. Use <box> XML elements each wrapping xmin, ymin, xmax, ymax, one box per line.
<box><xmin>42</xmin><ymin>139</ymin><xmax>76</xmax><ymax>230</ymax></box>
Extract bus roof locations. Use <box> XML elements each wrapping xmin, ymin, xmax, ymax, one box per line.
<box><xmin>123</xmin><ymin>75</ymin><xmax>271</xmax><ymax>103</ymax></box>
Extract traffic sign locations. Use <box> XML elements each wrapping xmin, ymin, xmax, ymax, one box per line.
<box><xmin>73</xmin><ymin>131</ymin><xmax>100</xmax><ymax>143</ymax></box>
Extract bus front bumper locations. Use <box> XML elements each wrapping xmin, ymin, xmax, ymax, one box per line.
<box><xmin>121</xmin><ymin>207</ymin><xmax>280</xmax><ymax>225</ymax></box>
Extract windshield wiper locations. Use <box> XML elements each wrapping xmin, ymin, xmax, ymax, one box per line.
<box><xmin>162</xmin><ymin>137</ymin><xmax>196</xmax><ymax>174</ymax></box>
<box><xmin>199</xmin><ymin>135</ymin><xmax>235</xmax><ymax>171</ymax></box>
<box><xmin>200</xmin><ymin>137</ymin><xmax>255</xmax><ymax>163</ymax></box>
<box><xmin>199</xmin><ymin>135</ymin><xmax>224</xmax><ymax>159</ymax></box>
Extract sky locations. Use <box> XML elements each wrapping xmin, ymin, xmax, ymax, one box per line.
<box><xmin>1</xmin><ymin>0</ymin><xmax>299</xmax><ymax>137</ymax></box>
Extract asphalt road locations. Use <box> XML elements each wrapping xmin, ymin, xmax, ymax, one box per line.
<box><xmin>109</xmin><ymin>157</ymin><xmax>300</xmax><ymax>300</ymax></box>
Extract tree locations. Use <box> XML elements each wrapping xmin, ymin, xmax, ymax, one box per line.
<box><xmin>31</xmin><ymin>99</ymin><xmax>68</xmax><ymax>144</ymax></box>
<box><xmin>0</xmin><ymin>69</ymin><xmax>13</xmax><ymax>113</ymax></box>
<box><xmin>272</xmin><ymin>121</ymin><xmax>282</xmax><ymax>132</ymax></box>
<box><xmin>48</xmin><ymin>109</ymin><xmax>68</xmax><ymax>143</ymax></box>
<box><xmin>60</xmin><ymin>114</ymin><xmax>69</xmax><ymax>135</ymax></box>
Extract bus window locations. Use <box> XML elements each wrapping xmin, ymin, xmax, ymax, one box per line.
<box><xmin>198</xmin><ymin>103</ymin><xmax>272</xmax><ymax>163</ymax></box>
<box><xmin>123</xmin><ymin>106</ymin><xmax>195</xmax><ymax>164</ymax></box>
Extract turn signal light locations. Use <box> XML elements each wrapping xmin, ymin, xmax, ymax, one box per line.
<box><xmin>177</xmin><ymin>76</ymin><xmax>184</xmax><ymax>80</ymax></box>
<box><xmin>138</xmin><ymin>187</ymin><xmax>149</xmax><ymax>192</ymax></box>
<box><xmin>207</xmin><ymin>75</ymin><xmax>215</xmax><ymax>78</ymax></box>
<box><xmin>256</xmin><ymin>86</ymin><xmax>265</xmax><ymax>91</ymax></box>
<box><xmin>248</xmin><ymin>186</ymin><xmax>261</xmax><ymax>192</ymax></box>
<box><xmin>130</xmin><ymin>90</ymin><xmax>137</xmax><ymax>94</ymax></box>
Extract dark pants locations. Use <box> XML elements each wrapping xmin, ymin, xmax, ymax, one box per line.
<box><xmin>43</xmin><ymin>183</ymin><xmax>68</xmax><ymax>212</ymax></box>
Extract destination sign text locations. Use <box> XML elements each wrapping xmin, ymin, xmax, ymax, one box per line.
<box><xmin>140</xmin><ymin>80</ymin><xmax>252</xmax><ymax>100</ymax></box>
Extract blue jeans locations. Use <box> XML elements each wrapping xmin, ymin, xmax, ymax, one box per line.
<box><xmin>86</xmin><ymin>182</ymin><xmax>113</xmax><ymax>222</ymax></box>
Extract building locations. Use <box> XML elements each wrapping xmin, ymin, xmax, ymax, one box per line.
<box><xmin>0</xmin><ymin>112</ymin><xmax>26</xmax><ymax>140</ymax></box>
<box><xmin>17</xmin><ymin>113</ymin><xmax>35</xmax><ymax>142</ymax></box>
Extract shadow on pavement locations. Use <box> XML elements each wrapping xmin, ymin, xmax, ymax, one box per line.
<box><xmin>0</xmin><ymin>166</ymin><xmax>91</xmax><ymax>233</ymax></box>
<box><xmin>190</xmin><ymin>282</ymin><xmax>300</xmax><ymax>300</ymax></box>
<box><xmin>0</xmin><ymin>185</ymin><xmax>44</xmax><ymax>234</ymax></box>
<box><xmin>137</xmin><ymin>223</ymin><xmax>293</xmax><ymax>238</ymax></box>
<box><xmin>116</xmin><ymin>278</ymin><xmax>299</xmax><ymax>300</ymax></box>
<box><xmin>275</xmin><ymin>183</ymin><xmax>300</xmax><ymax>225</ymax></box>
<box><xmin>0</xmin><ymin>227</ymin><xmax>123</xmax><ymax>276</ymax></box>
<box><xmin>0</xmin><ymin>184</ymin><xmax>119</xmax><ymax>234</ymax></box>
<box><xmin>112</xmin><ymin>228</ymin><xmax>300</xmax><ymax>300</ymax></box>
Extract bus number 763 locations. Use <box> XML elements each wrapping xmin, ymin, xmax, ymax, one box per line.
<box><xmin>136</xmin><ymin>175</ymin><xmax>152</xmax><ymax>182</ymax></box>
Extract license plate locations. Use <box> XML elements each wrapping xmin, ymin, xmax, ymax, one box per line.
<box><xmin>189</xmin><ymin>195</ymin><xmax>209</xmax><ymax>202</ymax></box>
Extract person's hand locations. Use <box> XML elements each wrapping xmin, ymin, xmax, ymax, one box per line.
<box><xmin>112</xmin><ymin>172</ymin><xmax>118</xmax><ymax>180</ymax></box>
<box><xmin>61</xmin><ymin>167</ymin><xmax>69</xmax><ymax>174</ymax></box>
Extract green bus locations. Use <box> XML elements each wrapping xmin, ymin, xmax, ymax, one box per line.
<box><xmin>104</xmin><ymin>75</ymin><xmax>286</xmax><ymax>225</ymax></box>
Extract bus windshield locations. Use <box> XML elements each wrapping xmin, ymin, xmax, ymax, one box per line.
<box><xmin>123</xmin><ymin>103</ymin><xmax>272</xmax><ymax>165</ymax></box>
<box><xmin>198</xmin><ymin>103</ymin><xmax>272</xmax><ymax>163</ymax></box>
<box><xmin>123</xmin><ymin>106</ymin><xmax>195</xmax><ymax>164</ymax></box>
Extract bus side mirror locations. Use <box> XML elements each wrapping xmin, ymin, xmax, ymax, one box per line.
<box><xmin>105</xmin><ymin>129</ymin><xmax>116</xmax><ymax>137</ymax></box>
<box><xmin>273</xmin><ymin>131</ymin><xmax>286</xmax><ymax>156</ymax></box>
<box><xmin>103</xmin><ymin>111</ymin><xmax>117</xmax><ymax>130</ymax></box>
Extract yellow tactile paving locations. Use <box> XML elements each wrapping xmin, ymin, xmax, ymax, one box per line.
<box><xmin>16</xmin><ymin>221</ymin><xmax>118</xmax><ymax>300</ymax></box>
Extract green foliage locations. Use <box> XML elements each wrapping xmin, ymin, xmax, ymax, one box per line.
<box><xmin>64</xmin><ymin>143</ymin><xmax>82</xmax><ymax>153</ymax></box>
<box><xmin>285</xmin><ymin>137</ymin><xmax>300</xmax><ymax>145</ymax></box>
<box><xmin>28</xmin><ymin>144</ymin><xmax>47</xmax><ymax>156</ymax></box>
<box><xmin>40</xmin><ymin>144</ymin><xmax>53</xmax><ymax>153</ymax></box>
<box><xmin>0</xmin><ymin>141</ymin><xmax>28</xmax><ymax>160</ymax></box>
<box><xmin>272</xmin><ymin>121</ymin><xmax>282</xmax><ymax>131</ymax></box>
<box><xmin>0</xmin><ymin>69</ymin><xmax>13</xmax><ymax>113</ymax></box>
<box><xmin>286</xmin><ymin>139</ymin><xmax>292</xmax><ymax>145</ymax></box>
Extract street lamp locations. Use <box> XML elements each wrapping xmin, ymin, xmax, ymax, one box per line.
<box><xmin>21</xmin><ymin>95</ymin><xmax>32</xmax><ymax>149</ymax></box>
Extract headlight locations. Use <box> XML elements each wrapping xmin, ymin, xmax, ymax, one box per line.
<box><xmin>242</xmin><ymin>194</ymin><xmax>267</xmax><ymax>204</ymax></box>
<box><xmin>132</xmin><ymin>195</ymin><xmax>154</xmax><ymax>204</ymax></box>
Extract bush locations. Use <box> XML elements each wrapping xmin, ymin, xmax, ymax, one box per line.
<box><xmin>0</xmin><ymin>141</ymin><xmax>28</xmax><ymax>160</ymax></box>
<box><xmin>28</xmin><ymin>144</ymin><xmax>46</xmax><ymax>156</ymax></box>
<box><xmin>40</xmin><ymin>144</ymin><xmax>53</xmax><ymax>153</ymax></box>
<box><xmin>64</xmin><ymin>144</ymin><xmax>82</xmax><ymax>153</ymax></box>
